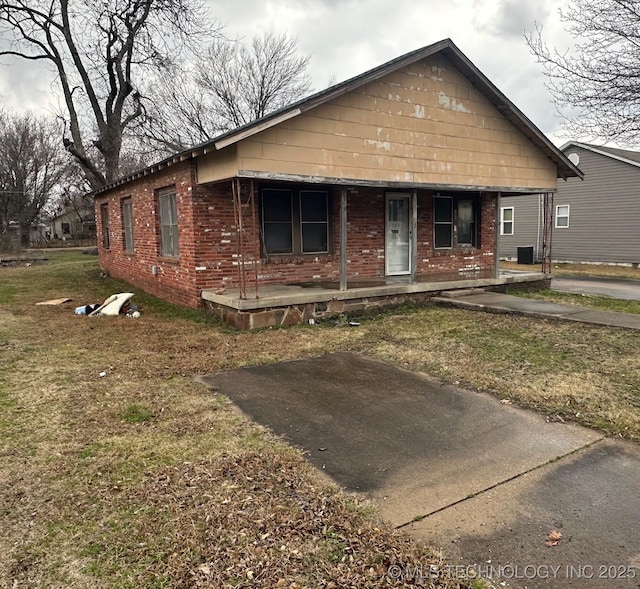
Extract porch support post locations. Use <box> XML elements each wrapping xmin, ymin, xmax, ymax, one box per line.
<box><xmin>494</xmin><ymin>191</ymin><xmax>501</xmax><ymax>279</ymax></box>
<box><xmin>410</xmin><ymin>188</ymin><xmax>418</xmax><ymax>284</ymax></box>
<box><xmin>339</xmin><ymin>187</ymin><xmax>348</xmax><ymax>291</ymax></box>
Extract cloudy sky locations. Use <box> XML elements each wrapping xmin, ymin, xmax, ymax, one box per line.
<box><xmin>0</xmin><ymin>0</ymin><xmax>574</xmax><ymax>145</ymax></box>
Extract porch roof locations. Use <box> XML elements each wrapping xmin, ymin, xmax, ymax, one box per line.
<box><xmin>95</xmin><ymin>39</ymin><xmax>582</xmax><ymax>197</ymax></box>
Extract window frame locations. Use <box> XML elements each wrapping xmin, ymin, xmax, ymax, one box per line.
<box><xmin>555</xmin><ymin>204</ymin><xmax>570</xmax><ymax>229</ymax></box>
<box><xmin>261</xmin><ymin>188</ymin><xmax>294</xmax><ymax>254</ymax></box>
<box><xmin>260</xmin><ymin>186</ymin><xmax>331</xmax><ymax>256</ymax></box>
<box><xmin>100</xmin><ymin>202</ymin><xmax>110</xmax><ymax>249</ymax></box>
<box><xmin>299</xmin><ymin>189</ymin><xmax>330</xmax><ymax>254</ymax></box>
<box><xmin>158</xmin><ymin>189</ymin><xmax>179</xmax><ymax>258</ymax></box>
<box><xmin>433</xmin><ymin>193</ymin><xmax>479</xmax><ymax>249</ymax></box>
<box><xmin>500</xmin><ymin>206</ymin><xmax>514</xmax><ymax>236</ymax></box>
<box><xmin>122</xmin><ymin>197</ymin><xmax>134</xmax><ymax>252</ymax></box>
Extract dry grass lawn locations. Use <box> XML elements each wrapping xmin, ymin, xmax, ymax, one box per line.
<box><xmin>2</xmin><ymin>251</ymin><xmax>640</xmax><ymax>588</ymax></box>
<box><xmin>501</xmin><ymin>259</ymin><xmax>640</xmax><ymax>280</ymax></box>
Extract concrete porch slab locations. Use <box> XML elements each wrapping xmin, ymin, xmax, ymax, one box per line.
<box><xmin>201</xmin><ymin>271</ymin><xmax>547</xmax><ymax>311</ymax></box>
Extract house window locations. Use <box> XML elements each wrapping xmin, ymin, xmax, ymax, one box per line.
<box><xmin>500</xmin><ymin>207</ymin><xmax>514</xmax><ymax>235</ymax></box>
<box><xmin>122</xmin><ymin>198</ymin><xmax>134</xmax><ymax>252</ymax></box>
<box><xmin>100</xmin><ymin>203</ymin><xmax>110</xmax><ymax>248</ymax></box>
<box><xmin>261</xmin><ymin>187</ymin><xmax>329</xmax><ymax>255</ymax></box>
<box><xmin>62</xmin><ymin>222</ymin><xmax>71</xmax><ymax>235</ymax></box>
<box><xmin>434</xmin><ymin>194</ymin><xmax>478</xmax><ymax>248</ymax></box>
<box><xmin>158</xmin><ymin>189</ymin><xmax>179</xmax><ymax>257</ymax></box>
<box><xmin>556</xmin><ymin>204</ymin><xmax>570</xmax><ymax>228</ymax></box>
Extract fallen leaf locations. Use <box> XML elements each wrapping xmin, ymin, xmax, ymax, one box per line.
<box><xmin>198</xmin><ymin>563</ymin><xmax>211</xmax><ymax>575</ymax></box>
<box><xmin>545</xmin><ymin>529</ymin><xmax>563</xmax><ymax>547</ymax></box>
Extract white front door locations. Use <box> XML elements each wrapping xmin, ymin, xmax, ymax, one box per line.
<box><xmin>385</xmin><ymin>193</ymin><xmax>411</xmax><ymax>275</ymax></box>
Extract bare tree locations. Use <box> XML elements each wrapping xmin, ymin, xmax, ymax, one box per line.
<box><xmin>527</xmin><ymin>0</ymin><xmax>640</xmax><ymax>145</ymax></box>
<box><xmin>135</xmin><ymin>67</ymin><xmax>219</xmax><ymax>154</ymax></box>
<box><xmin>0</xmin><ymin>111</ymin><xmax>67</xmax><ymax>246</ymax></box>
<box><xmin>0</xmin><ymin>0</ymin><xmax>218</xmax><ymax>189</ymax></box>
<box><xmin>140</xmin><ymin>32</ymin><xmax>312</xmax><ymax>154</ymax></box>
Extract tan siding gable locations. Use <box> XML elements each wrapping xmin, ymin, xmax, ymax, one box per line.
<box><xmin>237</xmin><ymin>55</ymin><xmax>557</xmax><ymax>190</ymax></box>
<box><xmin>197</xmin><ymin>144</ymin><xmax>239</xmax><ymax>184</ymax></box>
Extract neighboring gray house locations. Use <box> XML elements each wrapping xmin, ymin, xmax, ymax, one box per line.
<box><xmin>500</xmin><ymin>141</ymin><xmax>640</xmax><ymax>265</ymax></box>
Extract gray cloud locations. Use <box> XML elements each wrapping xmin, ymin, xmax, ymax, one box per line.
<box><xmin>0</xmin><ymin>0</ymin><xmax>567</xmax><ymax>142</ymax></box>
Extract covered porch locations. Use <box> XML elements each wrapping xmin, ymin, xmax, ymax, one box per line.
<box><xmin>201</xmin><ymin>267</ymin><xmax>549</xmax><ymax>329</ymax></box>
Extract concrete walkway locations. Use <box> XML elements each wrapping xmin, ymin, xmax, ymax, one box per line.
<box><xmin>200</xmin><ymin>353</ymin><xmax>640</xmax><ymax>589</ymax></box>
<box><xmin>433</xmin><ymin>290</ymin><xmax>640</xmax><ymax>330</ymax></box>
<box><xmin>552</xmin><ymin>276</ymin><xmax>640</xmax><ymax>301</ymax></box>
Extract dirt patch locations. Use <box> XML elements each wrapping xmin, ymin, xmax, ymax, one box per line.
<box><xmin>0</xmin><ymin>257</ymin><xmax>47</xmax><ymax>268</ymax></box>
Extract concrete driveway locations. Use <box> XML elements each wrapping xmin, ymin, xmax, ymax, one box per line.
<box><xmin>200</xmin><ymin>353</ymin><xmax>640</xmax><ymax>588</ymax></box>
<box><xmin>553</xmin><ymin>276</ymin><xmax>640</xmax><ymax>301</ymax></box>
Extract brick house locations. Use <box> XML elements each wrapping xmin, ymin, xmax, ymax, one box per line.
<box><xmin>94</xmin><ymin>39</ymin><xmax>581</xmax><ymax>328</ymax></box>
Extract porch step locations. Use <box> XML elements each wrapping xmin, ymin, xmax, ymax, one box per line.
<box><xmin>438</xmin><ymin>288</ymin><xmax>486</xmax><ymax>299</ymax></box>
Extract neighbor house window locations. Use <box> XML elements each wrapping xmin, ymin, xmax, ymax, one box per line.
<box><xmin>62</xmin><ymin>222</ymin><xmax>70</xmax><ymax>235</ymax></box>
<box><xmin>261</xmin><ymin>187</ymin><xmax>329</xmax><ymax>255</ymax></box>
<box><xmin>555</xmin><ymin>204</ymin><xmax>570</xmax><ymax>228</ymax></box>
<box><xmin>434</xmin><ymin>194</ymin><xmax>478</xmax><ymax>248</ymax></box>
<box><xmin>158</xmin><ymin>189</ymin><xmax>179</xmax><ymax>257</ymax></box>
<box><xmin>122</xmin><ymin>197</ymin><xmax>134</xmax><ymax>252</ymax></box>
<box><xmin>100</xmin><ymin>203</ymin><xmax>110</xmax><ymax>248</ymax></box>
<box><xmin>500</xmin><ymin>207</ymin><xmax>514</xmax><ymax>235</ymax></box>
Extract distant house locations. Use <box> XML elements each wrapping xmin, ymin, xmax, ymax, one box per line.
<box><xmin>93</xmin><ymin>38</ymin><xmax>580</xmax><ymax>328</ymax></box>
<box><xmin>49</xmin><ymin>204</ymin><xmax>96</xmax><ymax>244</ymax></box>
<box><xmin>1</xmin><ymin>220</ymin><xmax>48</xmax><ymax>250</ymax></box>
<box><xmin>500</xmin><ymin>141</ymin><xmax>640</xmax><ymax>265</ymax></box>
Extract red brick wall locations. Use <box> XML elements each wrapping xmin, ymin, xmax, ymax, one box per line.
<box><xmin>416</xmin><ymin>190</ymin><xmax>496</xmax><ymax>275</ymax></box>
<box><xmin>96</xmin><ymin>170</ymin><xmax>497</xmax><ymax>308</ymax></box>
<box><xmin>95</xmin><ymin>159</ymin><xmax>201</xmax><ymax>307</ymax></box>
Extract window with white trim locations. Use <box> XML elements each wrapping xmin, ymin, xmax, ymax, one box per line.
<box><xmin>500</xmin><ymin>206</ymin><xmax>514</xmax><ymax>235</ymax></box>
<box><xmin>555</xmin><ymin>204</ymin><xmax>570</xmax><ymax>228</ymax></box>
<box><xmin>159</xmin><ymin>189</ymin><xmax>179</xmax><ymax>257</ymax></box>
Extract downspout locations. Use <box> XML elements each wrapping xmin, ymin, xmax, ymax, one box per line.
<box><xmin>494</xmin><ymin>192</ymin><xmax>501</xmax><ymax>278</ymax></box>
<box><xmin>536</xmin><ymin>193</ymin><xmax>542</xmax><ymax>262</ymax></box>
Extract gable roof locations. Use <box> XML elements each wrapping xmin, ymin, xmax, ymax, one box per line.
<box><xmin>561</xmin><ymin>141</ymin><xmax>640</xmax><ymax>169</ymax></box>
<box><xmin>96</xmin><ymin>38</ymin><xmax>582</xmax><ymax>195</ymax></box>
